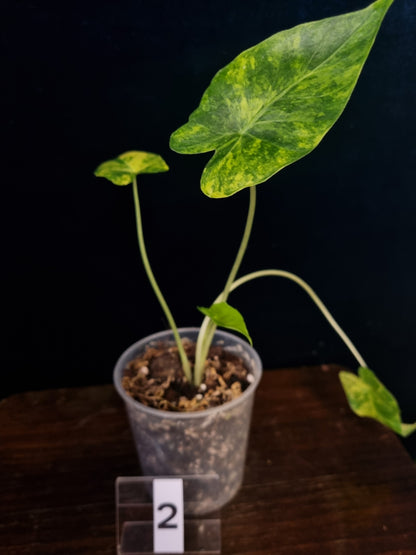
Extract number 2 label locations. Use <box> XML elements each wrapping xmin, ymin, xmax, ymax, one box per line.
<box><xmin>153</xmin><ymin>479</ymin><xmax>184</xmax><ymax>553</ymax></box>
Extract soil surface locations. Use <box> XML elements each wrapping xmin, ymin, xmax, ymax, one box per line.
<box><xmin>122</xmin><ymin>339</ymin><xmax>253</xmax><ymax>412</ymax></box>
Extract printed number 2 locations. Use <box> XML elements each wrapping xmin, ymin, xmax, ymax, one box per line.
<box><xmin>157</xmin><ymin>503</ymin><xmax>178</xmax><ymax>529</ymax></box>
<box><xmin>153</xmin><ymin>478</ymin><xmax>184</xmax><ymax>553</ymax></box>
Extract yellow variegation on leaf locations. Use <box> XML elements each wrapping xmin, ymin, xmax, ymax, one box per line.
<box><xmin>94</xmin><ymin>151</ymin><xmax>169</xmax><ymax>186</ymax></box>
<box><xmin>339</xmin><ymin>367</ymin><xmax>416</xmax><ymax>437</ymax></box>
<box><xmin>170</xmin><ymin>0</ymin><xmax>394</xmax><ymax>198</ymax></box>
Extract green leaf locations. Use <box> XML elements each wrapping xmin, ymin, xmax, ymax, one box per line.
<box><xmin>339</xmin><ymin>367</ymin><xmax>416</xmax><ymax>437</ymax></box>
<box><xmin>198</xmin><ymin>302</ymin><xmax>252</xmax><ymax>345</ymax></box>
<box><xmin>94</xmin><ymin>151</ymin><xmax>169</xmax><ymax>186</ymax></box>
<box><xmin>170</xmin><ymin>0</ymin><xmax>394</xmax><ymax>198</ymax></box>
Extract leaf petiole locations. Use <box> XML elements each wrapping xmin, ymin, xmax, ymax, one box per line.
<box><xmin>200</xmin><ymin>269</ymin><xmax>367</xmax><ymax>370</ymax></box>
<box><xmin>132</xmin><ymin>176</ymin><xmax>192</xmax><ymax>381</ymax></box>
<box><xmin>194</xmin><ymin>186</ymin><xmax>257</xmax><ymax>384</ymax></box>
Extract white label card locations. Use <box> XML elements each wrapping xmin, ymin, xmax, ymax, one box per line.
<box><xmin>153</xmin><ymin>478</ymin><xmax>184</xmax><ymax>554</ymax></box>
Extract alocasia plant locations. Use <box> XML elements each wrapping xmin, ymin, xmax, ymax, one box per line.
<box><xmin>95</xmin><ymin>0</ymin><xmax>416</xmax><ymax>436</ymax></box>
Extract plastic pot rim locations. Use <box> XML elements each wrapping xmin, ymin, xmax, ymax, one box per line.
<box><xmin>113</xmin><ymin>327</ymin><xmax>263</xmax><ymax>420</ymax></box>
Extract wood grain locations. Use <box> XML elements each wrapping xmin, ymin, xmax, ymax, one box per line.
<box><xmin>1</xmin><ymin>365</ymin><xmax>415</xmax><ymax>554</ymax></box>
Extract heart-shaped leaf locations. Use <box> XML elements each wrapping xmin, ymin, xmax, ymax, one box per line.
<box><xmin>339</xmin><ymin>367</ymin><xmax>416</xmax><ymax>437</ymax></box>
<box><xmin>170</xmin><ymin>0</ymin><xmax>394</xmax><ymax>198</ymax></box>
<box><xmin>94</xmin><ymin>151</ymin><xmax>169</xmax><ymax>186</ymax></box>
<box><xmin>198</xmin><ymin>302</ymin><xmax>252</xmax><ymax>345</ymax></box>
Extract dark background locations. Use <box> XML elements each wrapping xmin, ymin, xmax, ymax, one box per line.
<box><xmin>3</xmin><ymin>1</ymin><xmax>416</xmax><ymax>454</ymax></box>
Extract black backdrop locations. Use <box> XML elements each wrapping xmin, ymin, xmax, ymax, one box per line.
<box><xmin>4</xmin><ymin>0</ymin><xmax>416</xmax><ymax>453</ymax></box>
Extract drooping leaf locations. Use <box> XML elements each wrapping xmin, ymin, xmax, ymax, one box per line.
<box><xmin>170</xmin><ymin>0</ymin><xmax>394</xmax><ymax>198</ymax></box>
<box><xmin>198</xmin><ymin>302</ymin><xmax>252</xmax><ymax>345</ymax></box>
<box><xmin>339</xmin><ymin>367</ymin><xmax>416</xmax><ymax>437</ymax></box>
<box><xmin>94</xmin><ymin>151</ymin><xmax>169</xmax><ymax>186</ymax></box>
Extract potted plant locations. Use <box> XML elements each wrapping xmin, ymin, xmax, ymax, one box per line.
<box><xmin>95</xmin><ymin>0</ymin><xmax>415</xmax><ymax>513</ymax></box>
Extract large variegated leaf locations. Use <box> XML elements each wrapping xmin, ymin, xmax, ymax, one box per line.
<box><xmin>170</xmin><ymin>0</ymin><xmax>394</xmax><ymax>198</ymax></box>
<box><xmin>339</xmin><ymin>367</ymin><xmax>416</xmax><ymax>437</ymax></box>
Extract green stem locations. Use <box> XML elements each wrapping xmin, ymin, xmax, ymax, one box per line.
<box><xmin>194</xmin><ymin>186</ymin><xmax>257</xmax><ymax>384</ymax></box>
<box><xmin>221</xmin><ymin>186</ymin><xmax>257</xmax><ymax>300</ymax></box>
<box><xmin>132</xmin><ymin>177</ymin><xmax>192</xmax><ymax>381</ymax></box>
<box><xmin>200</xmin><ymin>269</ymin><xmax>367</xmax><ymax>369</ymax></box>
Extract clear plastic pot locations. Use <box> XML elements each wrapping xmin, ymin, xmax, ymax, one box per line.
<box><xmin>113</xmin><ymin>327</ymin><xmax>262</xmax><ymax>514</ymax></box>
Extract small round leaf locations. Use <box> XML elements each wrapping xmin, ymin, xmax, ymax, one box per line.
<box><xmin>94</xmin><ymin>151</ymin><xmax>169</xmax><ymax>186</ymax></box>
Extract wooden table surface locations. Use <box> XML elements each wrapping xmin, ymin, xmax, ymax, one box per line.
<box><xmin>1</xmin><ymin>365</ymin><xmax>416</xmax><ymax>554</ymax></box>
